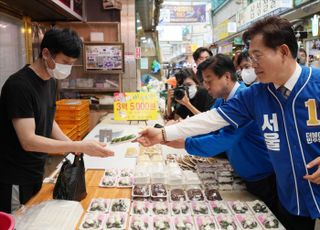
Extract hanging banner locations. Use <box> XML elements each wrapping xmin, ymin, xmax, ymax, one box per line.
<box><xmin>236</xmin><ymin>0</ymin><xmax>293</xmax><ymax>31</ymax></box>
<box><xmin>113</xmin><ymin>92</ymin><xmax>158</xmax><ymax>121</ymax></box>
<box><xmin>160</xmin><ymin>4</ymin><xmax>206</xmax><ymax>23</ymax></box>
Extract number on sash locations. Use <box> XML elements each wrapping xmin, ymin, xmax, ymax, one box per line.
<box><xmin>305</xmin><ymin>99</ymin><xmax>320</xmax><ymax>126</ymax></box>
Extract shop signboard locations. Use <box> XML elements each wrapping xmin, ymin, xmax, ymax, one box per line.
<box><xmin>236</xmin><ymin>0</ymin><xmax>293</xmax><ymax>31</ymax></box>
<box><xmin>160</xmin><ymin>4</ymin><xmax>206</xmax><ymax>23</ymax></box>
<box><xmin>113</xmin><ymin>92</ymin><xmax>158</xmax><ymax>121</ymax></box>
<box><xmin>213</xmin><ymin>19</ymin><xmax>229</xmax><ymax>42</ymax></box>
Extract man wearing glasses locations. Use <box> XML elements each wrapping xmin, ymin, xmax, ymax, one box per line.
<box><xmin>137</xmin><ymin>16</ymin><xmax>320</xmax><ymax>230</ymax></box>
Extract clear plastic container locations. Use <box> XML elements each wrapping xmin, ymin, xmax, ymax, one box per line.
<box><xmin>246</xmin><ymin>200</ymin><xmax>271</xmax><ymax>214</ymax></box>
<box><xmin>79</xmin><ymin>213</ymin><xmax>106</xmax><ymax>230</ymax></box>
<box><xmin>170</xmin><ymin>188</ymin><xmax>187</xmax><ymax>202</ymax></box>
<box><xmin>110</xmin><ymin>199</ymin><xmax>130</xmax><ymax>213</ymax></box>
<box><xmin>216</xmin><ymin>214</ymin><xmax>239</xmax><ymax>230</ymax></box>
<box><xmin>186</xmin><ymin>187</ymin><xmax>205</xmax><ymax>201</ymax></box>
<box><xmin>170</xmin><ymin>202</ymin><xmax>191</xmax><ymax>215</ymax></box>
<box><xmin>209</xmin><ymin>201</ymin><xmax>231</xmax><ymax>215</ymax></box>
<box><xmin>134</xmin><ymin>166</ymin><xmax>150</xmax><ymax>185</ymax></box>
<box><xmin>129</xmin><ymin>215</ymin><xmax>150</xmax><ymax>230</ymax></box>
<box><xmin>235</xmin><ymin>214</ymin><xmax>263</xmax><ymax>230</ymax></box>
<box><xmin>105</xmin><ymin>212</ymin><xmax>127</xmax><ymax>229</ymax></box>
<box><xmin>87</xmin><ymin>198</ymin><xmax>110</xmax><ymax>213</ymax></box>
<box><xmin>194</xmin><ymin>215</ymin><xmax>218</xmax><ymax>230</ymax></box>
<box><xmin>255</xmin><ymin>214</ymin><xmax>285</xmax><ymax>230</ymax></box>
<box><xmin>152</xmin><ymin>215</ymin><xmax>172</xmax><ymax>230</ymax></box>
<box><xmin>151</xmin><ymin>183</ymin><xmax>167</xmax><ymax>201</ymax></box>
<box><xmin>132</xmin><ymin>184</ymin><xmax>150</xmax><ymax>198</ymax></box>
<box><xmin>228</xmin><ymin>201</ymin><xmax>251</xmax><ymax>215</ymax></box>
<box><xmin>151</xmin><ymin>202</ymin><xmax>170</xmax><ymax>215</ymax></box>
<box><xmin>173</xmin><ymin>215</ymin><xmax>195</xmax><ymax>230</ymax></box>
<box><xmin>190</xmin><ymin>201</ymin><xmax>210</xmax><ymax>215</ymax></box>
<box><xmin>130</xmin><ymin>201</ymin><xmax>150</xmax><ymax>215</ymax></box>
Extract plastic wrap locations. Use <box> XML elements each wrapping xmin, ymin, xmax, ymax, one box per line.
<box><xmin>14</xmin><ymin>200</ymin><xmax>83</xmax><ymax>230</ymax></box>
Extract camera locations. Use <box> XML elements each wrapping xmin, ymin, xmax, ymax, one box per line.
<box><xmin>173</xmin><ymin>85</ymin><xmax>189</xmax><ymax>100</ymax></box>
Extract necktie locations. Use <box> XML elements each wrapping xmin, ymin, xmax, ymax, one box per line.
<box><xmin>278</xmin><ymin>85</ymin><xmax>290</xmax><ymax>99</ymax></box>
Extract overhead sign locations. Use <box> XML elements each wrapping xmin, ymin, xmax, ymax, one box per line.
<box><xmin>113</xmin><ymin>92</ymin><xmax>158</xmax><ymax>121</ymax></box>
<box><xmin>160</xmin><ymin>4</ymin><xmax>206</xmax><ymax>23</ymax></box>
<box><xmin>236</xmin><ymin>0</ymin><xmax>293</xmax><ymax>31</ymax></box>
<box><xmin>213</xmin><ymin>20</ymin><xmax>229</xmax><ymax>41</ymax></box>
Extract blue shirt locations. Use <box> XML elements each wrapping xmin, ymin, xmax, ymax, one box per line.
<box><xmin>216</xmin><ymin>67</ymin><xmax>320</xmax><ymax>218</ymax></box>
<box><xmin>185</xmin><ymin>83</ymin><xmax>274</xmax><ymax>182</ymax></box>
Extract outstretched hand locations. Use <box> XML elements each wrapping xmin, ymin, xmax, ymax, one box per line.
<box><xmin>133</xmin><ymin>128</ymin><xmax>163</xmax><ymax>147</ymax></box>
<box><xmin>80</xmin><ymin>140</ymin><xmax>114</xmax><ymax>157</ymax></box>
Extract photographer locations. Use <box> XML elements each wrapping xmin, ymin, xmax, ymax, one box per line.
<box><xmin>165</xmin><ymin>68</ymin><xmax>214</xmax><ymax>120</ymax></box>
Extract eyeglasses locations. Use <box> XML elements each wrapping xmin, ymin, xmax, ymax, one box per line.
<box><xmin>249</xmin><ymin>53</ymin><xmax>264</xmax><ymax>64</ymax></box>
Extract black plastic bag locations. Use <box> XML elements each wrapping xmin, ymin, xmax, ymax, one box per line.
<box><xmin>53</xmin><ymin>153</ymin><xmax>87</xmax><ymax>201</ymax></box>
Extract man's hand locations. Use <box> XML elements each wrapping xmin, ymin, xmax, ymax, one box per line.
<box><xmin>79</xmin><ymin>140</ymin><xmax>114</xmax><ymax>157</ymax></box>
<box><xmin>134</xmin><ymin>128</ymin><xmax>162</xmax><ymax>147</ymax></box>
<box><xmin>164</xmin><ymin>139</ymin><xmax>185</xmax><ymax>149</ymax></box>
<box><xmin>304</xmin><ymin>157</ymin><xmax>320</xmax><ymax>184</ymax></box>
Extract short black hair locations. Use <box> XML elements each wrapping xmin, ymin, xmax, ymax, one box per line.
<box><xmin>243</xmin><ymin>16</ymin><xmax>298</xmax><ymax>58</ymax></box>
<box><xmin>237</xmin><ymin>51</ymin><xmax>250</xmax><ymax>66</ymax></box>
<box><xmin>174</xmin><ymin>68</ymin><xmax>199</xmax><ymax>86</ymax></box>
<box><xmin>192</xmin><ymin>47</ymin><xmax>213</xmax><ymax>62</ymax></box>
<box><xmin>40</xmin><ymin>28</ymin><xmax>82</xmax><ymax>58</ymax></box>
<box><xmin>299</xmin><ymin>48</ymin><xmax>307</xmax><ymax>56</ymax></box>
<box><xmin>198</xmin><ymin>54</ymin><xmax>237</xmax><ymax>81</ymax></box>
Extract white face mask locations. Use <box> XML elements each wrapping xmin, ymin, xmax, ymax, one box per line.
<box><xmin>241</xmin><ymin>68</ymin><xmax>257</xmax><ymax>85</ymax></box>
<box><xmin>46</xmin><ymin>57</ymin><xmax>72</xmax><ymax>80</ymax></box>
<box><xmin>188</xmin><ymin>85</ymin><xmax>197</xmax><ymax>99</ymax></box>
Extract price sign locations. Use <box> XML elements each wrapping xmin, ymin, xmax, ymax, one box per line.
<box><xmin>113</xmin><ymin>92</ymin><xmax>158</xmax><ymax>121</ymax></box>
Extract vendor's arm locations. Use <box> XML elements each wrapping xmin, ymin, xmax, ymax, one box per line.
<box><xmin>12</xmin><ymin>118</ymin><xmax>114</xmax><ymax>157</ymax></box>
<box><xmin>51</xmin><ymin>120</ymin><xmax>71</xmax><ymax>141</ymax></box>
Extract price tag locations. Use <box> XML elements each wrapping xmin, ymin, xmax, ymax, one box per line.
<box><xmin>113</xmin><ymin>92</ymin><xmax>158</xmax><ymax>121</ymax></box>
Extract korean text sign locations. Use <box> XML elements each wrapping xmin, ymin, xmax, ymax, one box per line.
<box><xmin>114</xmin><ymin>92</ymin><xmax>158</xmax><ymax>120</ymax></box>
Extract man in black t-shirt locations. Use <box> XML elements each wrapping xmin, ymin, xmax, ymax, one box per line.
<box><xmin>0</xmin><ymin>28</ymin><xmax>114</xmax><ymax>213</ymax></box>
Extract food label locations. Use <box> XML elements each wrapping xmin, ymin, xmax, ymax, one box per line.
<box><xmin>114</xmin><ymin>92</ymin><xmax>158</xmax><ymax>121</ymax></box>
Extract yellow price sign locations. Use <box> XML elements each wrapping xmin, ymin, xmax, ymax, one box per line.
<box><xmin>113</xmin><ymin>92</ymin><xmax>158</xmax><ymax>121</ymax></box>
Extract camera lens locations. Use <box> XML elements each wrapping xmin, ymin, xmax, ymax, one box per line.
<box><xmin>174</xmin><ymin>87</ymin><xmax>185</xmax><ymax>100</ymax></box>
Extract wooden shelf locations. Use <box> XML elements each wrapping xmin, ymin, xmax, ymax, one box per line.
<box><xmin>61</xmin><ymin>88</ymin><xmax>118</xmax><ymax>93</ymax></box>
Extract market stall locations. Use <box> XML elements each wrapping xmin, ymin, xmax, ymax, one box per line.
<box><xmin>19</xmin><ymin>112</ymin><xmax>286</xmax><ymax>230</ymax></box>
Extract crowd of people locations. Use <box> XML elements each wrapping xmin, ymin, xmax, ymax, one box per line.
<box><xmin>138</xmin><ymin>16</ymin><xmax>320</xmax><ymax>230</ymax></box>
<box><xmin>0</xmin><ymin>13</ymin><xmax>319</xmax><ymax>230</ymax></box>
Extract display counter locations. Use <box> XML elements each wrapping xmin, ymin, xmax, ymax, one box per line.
<box><xmin>25</xmin><ymin>113</ymin><xmax>261</xmax><ymax>229</ymax></box>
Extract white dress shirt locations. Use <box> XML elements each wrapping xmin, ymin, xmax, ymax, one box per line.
<box><xmin>165</xmin><ymin>64</ymin><xmax>302</xmax><ymax>141</ymax></box>
<box><xmin>164</xmin><ymin>82</ymin><xmax>241</xmax><ymax>141</ymax></box>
